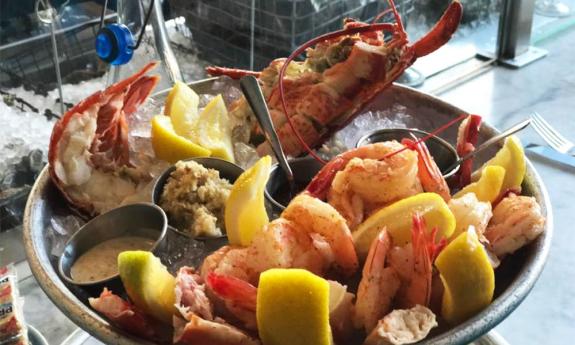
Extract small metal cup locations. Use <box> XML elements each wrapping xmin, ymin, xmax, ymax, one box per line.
<box><xmin>152</xmin><ymin>157</ymin><xmax>244</xmax><ymax>240</ymax></box>
<box><xmin>264</xmin><ymin>156</ymin><xmax>324</xmax><ymax>213</ymax></box>
<box><xmin>356</xmin><ymin>128</ymin><xmax>460</xmax><ymax>178</ymax></box>
<box><xmin>58</xmin><ymin>203</ymin><xmax>167</xmax><ymax>286</ymax></box>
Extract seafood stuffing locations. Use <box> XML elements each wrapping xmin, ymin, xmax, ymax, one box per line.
<box><xmin>160</xmin><ymin>160</ymin><xmax>232</xmax><ymax>237</ymax></box>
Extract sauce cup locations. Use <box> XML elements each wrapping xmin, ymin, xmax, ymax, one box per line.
<box><xmin>58</xmin><ymin>203</ymin><xmax>167</xmax><ymax>286</ymax></box>
<box><xmin>264</xmin><ymin>156</ymin><xmax>324</xmax><ymax>214</ymax></box>
<box><xmin>152</xmin><ymin>157</ymin><xmax>244</xmax><ymax>242</ymax></box>
<box><xmin>356</xmin><ymin>128</ymin><xmax>459</xmax><ymax>178</ymax></box>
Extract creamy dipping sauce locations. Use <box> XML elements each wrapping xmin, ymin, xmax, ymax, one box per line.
<box><xmin>70</xmin><ymin>236</ymin><xmax>155</xmax><ymax>283</ymax></box>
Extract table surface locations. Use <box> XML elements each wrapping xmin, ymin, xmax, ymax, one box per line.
<box><xmin>3</xmin><ymin>26</ymin><xmax>575</xmax><ymax>345</ymax></box>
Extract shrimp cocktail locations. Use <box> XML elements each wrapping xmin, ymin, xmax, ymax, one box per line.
<box><xmin>43</xmin><ymin>0</ymin><xmax>547</xmax><ymax>344</ymax></box>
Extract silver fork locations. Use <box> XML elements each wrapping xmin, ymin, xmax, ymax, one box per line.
<box><xmin>531</xmin><ymin>112</ymin><xmax>575</xmax><ymax>155</ymax></box>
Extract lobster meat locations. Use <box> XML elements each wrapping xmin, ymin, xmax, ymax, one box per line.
<box><xmin>48</xmin><ymin>62</ymin><xmax>160</xmax><ymax>216</ymax></box>
<box><xmin>208</xmin><ymin>1</ymin><xmax>463</xmax><ymax>158</ymax></box>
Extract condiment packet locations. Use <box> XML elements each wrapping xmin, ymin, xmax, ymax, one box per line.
<box><xmin>0</xmin><ymin>265</ymin><xmax>28</xmax><ymax>345</ymax></box>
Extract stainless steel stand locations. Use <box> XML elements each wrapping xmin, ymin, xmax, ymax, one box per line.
<box><xmin>479</xmin><ymin>0</ymin><xmax>548</xmax><ymax>68</ymax></box>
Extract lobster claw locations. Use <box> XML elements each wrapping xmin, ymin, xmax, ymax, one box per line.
<box><xmin>411</xmin><ymin>1</ymin><xmax>463</xmax><ymax>58</ymax></box>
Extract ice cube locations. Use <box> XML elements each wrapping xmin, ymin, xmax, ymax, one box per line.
<box><xmin>154</xmin><ymin>229</ymin><xmax>219</xmax><ymax>274</ymax></box>
<box><xmin>233</xmin><ymin>142</ymin><xmax>260</xmax><ymax>170</ymax></box>
<box><xmin>48</xmin><ymin>214</ymin><xmax>85</xmax><ymax>257</ymax></box>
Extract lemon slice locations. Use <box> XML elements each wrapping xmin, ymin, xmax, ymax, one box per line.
<box><xmin>225</xmin><ymin>156</ymin><xmax>271</xmax><ymax>246</ymax></box>
<box><xmin>473</xmin><ymin>136</ymin><xmax>526</xmax><ymax>191</ymax></box>
<box><xmin>196</xmin><ymin>95</ymin><xmax>235</xmax><ymax>162</ymax></box>
<box><xmin>435</xmin><ymin>228</ymin><xmax>495</xmax><ymax>324</ymax></box>
<box><xmin>353</xmin><ymin>193</ymin><xmax>455</xmax><ymax>257</ymax></box>
<box><xmin>151</xmin><ymin>115</ymin><xmax>211</xmax><ymax>163</ymax></box>
<box><xmin>454</xmin><ymin>165</ymin><xmax>505</xmax><ymax>203</ymax></box>
<box><xmin>118</xmin><ymin>251</ymin><xmax>176</xmax><ymax>324</ymax></box>
<box><xmin>257</xmin><ymin>268</ymin><xmax>331</xmax><ymax>345</ymax></box>
<box><xmin>164</xmin><ymin>81</ymin><xmax>200</xmax><ymax>138</ymax></box>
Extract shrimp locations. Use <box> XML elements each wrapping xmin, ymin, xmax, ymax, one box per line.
<box><xmin>206</xmin><ymin>273</ymin><xmax>258</xmax><ymax>330</ymax></box>
<box><xmin>281</xmin><ymin>194</ymin><xmax>359</xmax><ymax>277</ymax></box>
<box><xmin>364</xmin><ymin>305</ymin><xmax>438</xmax><ymax>345</ymax></box>
<box><xmin>307</xmin><ymin>142</ymin><xmax>422</xmax><ymax>229</ymax></box>
<box><xmin>202</xmin><ymin>195</ymin><xmax>357</xmax><ymax>282</ymax></box>
<box><xmin>394</xmin><ymin>215</ymin><xmax>446</xmax><ymax>309</ymax></box>
<box><xmin>200</xmin><ymin>195</ymin><xmax>358</xmax><ymax>326</ymax></box>
<box><xmin>484</xmin><ymin>194</ymin><xmax>546</xmax><ymax>258</ymax></box>
<box><xmin>201</xmin><ymin>219</ymin><xmax>328</xmax><ymax>285</ymax></box>
<box><xmin>353</xmin><ymin>229</ymin><xmax>400</xmax><ymax>333</ymax></box>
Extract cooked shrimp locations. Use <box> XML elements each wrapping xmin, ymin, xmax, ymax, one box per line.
<box><xmin>484</xmin><ymin>194</ymin><xmax>545</xmax><ymax>258</ymax></box>
<box><xmin>327</xmin><ymin>142</ymin><xmax>422</xmax><ymax>228</ymax></box>
<box><xmin>282</xmin><ymin>194</ymin><xmax>359</xmax><ymax>277</ymax></box>
<box><xmin>353</xmin><ymin>229</ymin><xmax>400</xmax><ymax>333</ymax></box>
<box><xmin>364</xmin><ymin>305</ymin><xmax>438</xmax><ymax>345</ymax></box>
<box><xmin>387</xmin><ymin>215</ymin><xmax>446</xmax><ymax>310</ymax></box>
<box><xmin>206</xmin><ymin>273</ymin><xmax>258</xmax><ymax>330</ymax></box>
<box><xmin>202</xmin><ymin>219</ymin><xmax>327</xmax><ymax>285</ymax></box>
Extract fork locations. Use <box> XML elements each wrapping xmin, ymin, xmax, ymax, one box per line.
<box><xmin>531</xmin><ymin>112</ymin><xmax>575</xmax><ymax>155</ymax></box>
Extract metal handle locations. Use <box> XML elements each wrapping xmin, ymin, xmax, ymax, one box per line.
<box><xmin>447</xmin><ymin>118</ymin><xmax>531</xmax><ymax>173</ymax></box>
<box><xmin>240</xmin><ymin>76</ymin><xmax>294</xmax><ymax>183</ymax></box>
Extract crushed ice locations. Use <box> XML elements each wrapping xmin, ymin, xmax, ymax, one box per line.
<box><xmin>319</xmin><ymin>105</ymin><xmax>415</xmax><ymax>158</ymax></box>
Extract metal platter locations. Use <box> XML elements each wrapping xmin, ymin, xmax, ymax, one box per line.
<box><xmin>23</xmin><ymin>80</ymin><xmax>553</xmax><ymax>345</ymax></box>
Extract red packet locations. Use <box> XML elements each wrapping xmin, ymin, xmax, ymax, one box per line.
<box><xmin>0</xmin><ymin>265</ymin><xmax>28</xmax><ymax>345</ymax></box>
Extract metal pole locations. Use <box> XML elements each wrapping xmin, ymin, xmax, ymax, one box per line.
<box><xmin>150</xmin><ymin>0</ymin><xmax>183</xmax><ymax>83</ymax></box>
<box><xmin>495</xmin><ymin>0</ymin><xmax>547</xmax><ymax>68</ymax></box>
<box><xmin>49</xmin><ymin>16</ymin><xmax>65</xmax><ymax>115</ymax></box>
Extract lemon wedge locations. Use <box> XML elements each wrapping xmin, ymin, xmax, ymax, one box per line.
<box><xmin>454</xmin><ymin>165</ymin><xmax>505</xmax><ymax>203</ymax></box>
<box><xmin>435</xmin><ymin>228</ymin><xmax>495</xmax><ymax>325</ymax></box>
<box><xmin>353</xmin><ymin>193</ymin><xmax>455</xmax><ymax>257</ymax></box>
<box><xmin>225</xmin><ymin>156</ymin><xmax>271</xmax><ymax>246</ymax></box>
<box><xmin>257</xmin><ymin>268</ymin><xmax>331</xmax><ymax>345</ymax></box>
<box><xmin>164</xmin><ymin>81</ymin><xmax>200</xmax><ymax>138</ymax></box>
<box><xmin>118</xmin><ymin>251</ymin><xmax>176</xmax><ymax>324</ymax></box>
<box><xmin>473</xmin><ymin>136</ymin><xmax>526</xmax><ymax>191</ymax></box>
<box><xmin>196</xmin><ymin>95</ymin><xmax>235</xmax><ymax>162</ymax></box>
<box><xmin>151</xmin><ymin>115</ymin><xmax>211</xmax><ymax>163</ymax></box>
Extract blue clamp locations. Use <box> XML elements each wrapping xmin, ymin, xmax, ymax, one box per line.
<box><xmin>95</xmin><ymin>23</ymin><xmax>135</xmax><ymax>65</ymax></box>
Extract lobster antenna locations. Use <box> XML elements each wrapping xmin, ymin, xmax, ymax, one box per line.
<box><xmin>387</xmin><ymin>0</ymin><xmax>404</xmax><ymax>32</ymax></box>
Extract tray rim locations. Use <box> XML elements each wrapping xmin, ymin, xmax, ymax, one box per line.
<box><xmin>23</xmin><ymin>82</ymin><xmax>553</xmax><ymax>345</ymax></box>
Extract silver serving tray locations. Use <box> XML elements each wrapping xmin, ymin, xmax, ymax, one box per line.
<box><xmin>23</xmin><ymin>81</ymin><xmax>553</xmax><ymax>345</ymax></box>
